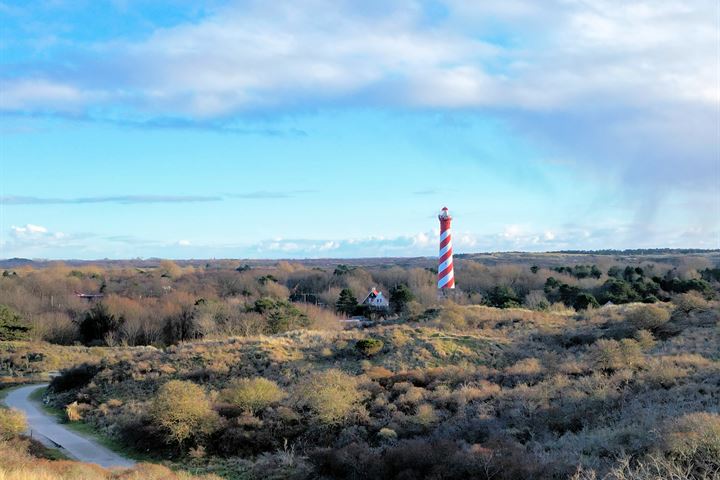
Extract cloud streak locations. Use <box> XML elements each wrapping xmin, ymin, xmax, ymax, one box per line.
<box><xmin>1</xmin><ymin>195</ymin><xmax>223</xmax><ymax>205</ymax></box>
<box><xmin>3</xmin><ymin>221</ymin><xmax>717</xmax><ymax>260</ymax></box>
<box><xmin>0</xmin><ymin>191</ymin><xmax>314</xmax><ymax>205</ymax></box>
<box><xmin>225</xmin><ymin>190</ymin><xmax>315</xmax><ymax>199</ymax></box>
<box><xmin>1</xmin><ymin>110</ymin><xmax>308</xmax><ymax>136</ymax></box>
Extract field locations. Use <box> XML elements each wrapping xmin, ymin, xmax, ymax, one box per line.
<box><xmin>1</xmin><ymin>251</ymin><xmax>719</xmax><ymax>479</ymax></box>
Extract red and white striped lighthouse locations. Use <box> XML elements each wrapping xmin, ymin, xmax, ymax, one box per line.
<box><xmin>438</xmin><ymin>207</ymin><xmax>455</xmax><ymax>289</ymax></box>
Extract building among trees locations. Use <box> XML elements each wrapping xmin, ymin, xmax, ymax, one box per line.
<box><xmin>360</xmin><ymin>288</ymin><xmax>389</xmax><ymax>310</ymax></box>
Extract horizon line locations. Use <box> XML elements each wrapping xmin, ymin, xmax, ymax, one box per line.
<box><xmin>2</xmin><ymin>247</ymin><xmax>718</xmax><ymax>264</ymax></box>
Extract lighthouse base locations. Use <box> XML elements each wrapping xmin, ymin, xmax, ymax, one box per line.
<box><xmin>437</xmin><ymin>288</ymin><xmax>461</xmax><ymax>301</ymax></box>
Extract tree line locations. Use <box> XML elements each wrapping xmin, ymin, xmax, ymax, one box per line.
<box><xmin>0</xmin><ymin>255</ymin><xmax>717</xmax><ymax>346</ymax></box>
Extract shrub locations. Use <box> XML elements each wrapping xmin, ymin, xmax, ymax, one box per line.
<box><xmin>674</xmin><ymin>292</ymin><xmax>710</xmax><ymax>313</ymax></box>
<box><xmin>311</xmin><ymin>438</ymin><xmax>538</xmax><ymax>480</ymax></box>
<box><xmin>65</xmin><ymin>401</ymin><xmax>91</xmax><ymax>422</ymax></box>
<box><xmin>643</xmin><ymin>359</ymin><xmax>686</xmax><ymax>389</ymax></box>
<box><xmin>485</xmin><ymin>286</ymin><xmax>520</xmax><ymax>308</ymax></box>
<box><xmin>50</xmin><ymin>364</ymin><xmax>100</xmax><ymax>392</ymax></box>
<box><xmin>634</xmin><ymin>329</ymin><xmax>656</xmax><ymax>350</ymax></box>
<box><xmin>600</xmin><ymin>278</ymin><xmax>641</xmax><ymax>304</ymax></box>
<box><xmin>163</xmin><ymin>305</ymin><xmax>202</xmax><ymax>344</ymax></box>
<box><xmin>0</xmin><ymin>408</ymin><xmax>26</xmax><ymax>440</ymax></box>
<box><xmin>412</xmin><ymin>404</ymin><xmax>438</xmax><ymax>428</ymax></box>
<box><xmin>591</xmin><ymin>338</ymin><xmax>644</xmax><ymax>371</ymax></box>
<box><xmin>456</xmin><ymin>381</ymin><xmax>501</xmax><ymax>403</ymax></box>
<box><xmin>378</xmin><ymin>427</ymin><xmax>398</xmax><ymax>441</ymax></box>
<box><xmin>627</xmin><ymin>305</ymin><xmax>670</xmax><ymax>331</ymax></box>
<box><xmin>433</xmin><ymin>304</ymin><xmax>467</xmax><ymax>329</ymax></box>
<box><xmin>296</xmin><ymin>369</ymin><xmax>363</xmax><ymax>425</ymax></box>
<box><xmin>663</xmin><ymin>412</ymin><xmax>720</xmax><ymax>475</ymax></box>
<box><xmin>78</xmin><ymin>303</ymin><xmax>123</xmax><ymax>346</ymax></box>
<box><xmin>355</xmin><ymin>338</ymin><xmax>384</xmax><ymax>357</ymax></box>
<box><xmin>661</xmin><ymin>277</ymin><xmax>713</xmax><ymax>296</ymax></box>
<box><xmin>0</xmin><ymin>304</ymin><xmax>31</xmax><ymax>341</ymax></box>
<box><xmin>365</xmin><ymin>366</ymin><xmax>393</xmax><ymax>381</ymax></box>
<box><xmin>506</xmin><ymin>357</ymin><xmax>544</xmax><ymax>378</ymax></box>
<box><xmin>219</xmin><ymin>377</ymin><xmax>285</xmax><ymax>414</ymax></box>
<box><xmin>253</xmin><ymin>297</ymin><xmax>310</xmax><ymax>334</ymax></box>
<box><xmin>573</xmin><ymin>293</ymin><xmax>599</xmax><ymax>310</ymax></box>
<box><xmin>524</xmin><ymin>291</ymin><xmax>550</xmax><ymax>310</ymax></box>
<box><xmin>150</xmin><ymin>380</ymin><xmax>218</xmax><ymax>447</ymax></box>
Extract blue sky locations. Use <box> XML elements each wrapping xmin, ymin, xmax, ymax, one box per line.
<box><xmin>0</xmin><ymin>0</ymin><xmax>718</xmax><ymax>259</ymax></box>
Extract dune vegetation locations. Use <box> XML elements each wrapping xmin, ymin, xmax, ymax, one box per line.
<box><xmin>1</xmin><ymin>252</ymin><xmax>718</xmax><ymax>479</ymax></box>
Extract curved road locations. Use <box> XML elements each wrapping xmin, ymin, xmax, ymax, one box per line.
<box><xmin>4</xmin><ymin>384</ymin><xmax>136</xmax><ymax>469</ymax></box>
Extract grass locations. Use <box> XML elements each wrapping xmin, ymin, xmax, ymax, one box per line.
<box><xmin>28</xmin><ymin>439</ymin><xmax>71</xmax><ymax>461</ymax></box>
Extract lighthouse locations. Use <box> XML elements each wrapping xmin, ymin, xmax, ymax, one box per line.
<box><xmin>437</xmin><ymin>207</ymin><xmax>455</xmax><ymax>289</ymax></box>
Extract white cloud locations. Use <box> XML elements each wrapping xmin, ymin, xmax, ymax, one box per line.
<box><xmin>177</xmin><ymin>239</ymin><xmax>191</xmax><ymax>246</ymax></box>
<box><xmin>455</xmin><ymin>234</ymin><xmax>478</xmax><ymax>248</ymax></box>
<box><xmin>110</xmin><ymin>3</ymin><xmax>495</xmax><ymax>116</ymax></box>
<box><xmin>246</xmin><ymin>219</ymin><xmax>715</xmax><ymax>258</ymax></box>
<box><xmin>252</xmin><ymin>228</ymin><xmax>481</xmax><ymax>258</ymax></box>
<box><xmin>4</xmin><ymin>1</ymin><xmax>715</xmax><ymax>115</ymax></box>
<box><xmin>501</xmin><ymin>225</ymin><xmax>523</xmax><ymax>239</ymax></box>
<box><xmin>3</xmin><ymin>224</ymin><xmax>87</xmax><ymax>257</ymax></box>
<box><xmin>0</xmin><ymin>79</ymin><xmax>90</xmax><ymax>111</ymax></box>
<box><xmin>11</xmin><ymin>223</ymin><xmax>49</xmax><ymax>235</ymax></box>
<box><xmin>318</xmin><ymin>241</ymin><xmax>340</xmax><ymax>251</ymax></box>
<box><xmin>410</xmin><ymin>232</ymin><xmax>433</xmax><ymax>247</ymax></box>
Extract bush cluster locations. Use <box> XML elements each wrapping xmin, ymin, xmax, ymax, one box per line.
<box><xmin>355</xmin><ymin>338</ymin><xmax>384</xmax><ymax>357</ymax></box>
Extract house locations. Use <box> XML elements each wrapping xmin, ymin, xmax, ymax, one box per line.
<box><xmin>361</xmin><ymin>288</ymin><xmax>389</xmax><ymax>310</ymax></box>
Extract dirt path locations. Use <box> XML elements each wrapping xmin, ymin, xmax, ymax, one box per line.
<box><xmin>4</xmin><ymin>384</ymin><xmax>136</xmax><ymax>469</ymax></box>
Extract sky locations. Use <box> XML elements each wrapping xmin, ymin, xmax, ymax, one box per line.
<box><xmin>0</xmin><ymin>0</ymin><xmax>718</xmax><ymax>260</ymax></box>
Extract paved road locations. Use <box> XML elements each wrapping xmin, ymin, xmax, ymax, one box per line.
<box><xmin>4</xmin><ymin>384</ymin><xmax>136</xmax><ymax>469</ymax></box>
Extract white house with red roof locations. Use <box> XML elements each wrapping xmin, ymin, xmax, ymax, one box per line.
<box><xmin>361</xmin><ymin>287</ymin><xmax>389</xmax><ymax>309</ymax></box>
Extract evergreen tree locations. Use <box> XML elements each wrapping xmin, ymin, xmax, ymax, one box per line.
<box><xmin>485</xmin><ymin>286</ymin><xmax>520</xmax><ymax>308</ymax></box>
<box><xmin>607</xmin><ymin>266</ymin><xmax>623</xmax><ymax>279</ymax></box>
<box><xmin>573</xmin><ymin>293</ymin><xmax>599</xmax><ymax>310</ymax></box>
<box><xmin>600</xmin><ymin>278</ymin><xmax>641</xmax><ymax>304</ymax></box>
<box><xmin>163</xmin><ymin>305</ymin><xmax>201</xmax><ymax>344</ymax></box>
<box><xmin>77</xmin><ymin>303</ymin><xmax>123</xmax><ymax>345</ymax></box>
<box><xmin>389</xmin><ymin>284</ymin><xmax>414</xmax><ymax>314</ymax></box>
<box><xmin>0</xmin><ymin>305</ymin><xmax>31</xmax><ymax>341</ymax></box>
<box><xmin>253</xmin><ymin>297</ymin><xmax>309</xmax><ymax>334</ymax></box>
<box><xmin>336</xmin><ymin>288</ymin><xmax>358</xmax><ymax>315</ymax></box>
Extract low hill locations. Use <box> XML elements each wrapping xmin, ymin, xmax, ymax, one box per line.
<box><xmin>19</xmin><ymin>300</ymin><xmax>719</xmax><ymax>480</ymax></box>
